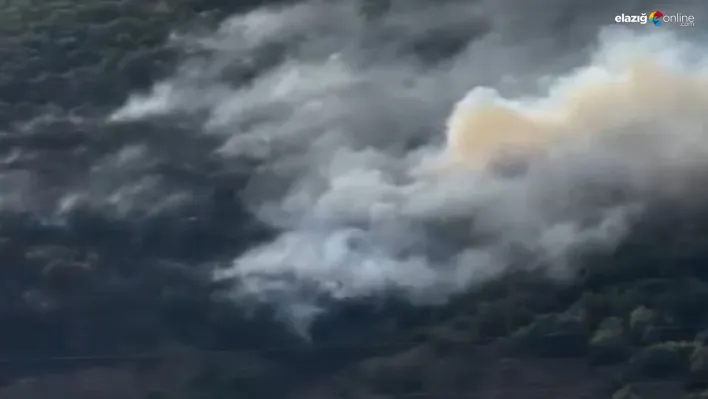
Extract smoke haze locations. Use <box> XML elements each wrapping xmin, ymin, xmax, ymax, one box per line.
<box><xmin>108</xmin><ymin>0</ymin><xmax>708</xmax><ymax>324</ymax></box>
<box><xmin>7</xmin><ymin>0</ymin><xmax>707</xmax><ymax>329</ymax></box>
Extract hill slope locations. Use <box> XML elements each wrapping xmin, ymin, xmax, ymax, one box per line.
<box><xmin>1</xmin><ymin>1</ymin><xmax>708</xmax><ymax>399</ymax></box>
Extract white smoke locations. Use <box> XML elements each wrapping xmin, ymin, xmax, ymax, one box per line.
<box><xmin>110</xmin><ymin>0</ymin><xmax>708</xmax><ymax>323</ymax></box>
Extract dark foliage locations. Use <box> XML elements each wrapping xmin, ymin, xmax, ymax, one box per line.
<box><xmin>2</xmin><ymin>1</ymin><xmax>708</xmax><ymax>398</ymax></box>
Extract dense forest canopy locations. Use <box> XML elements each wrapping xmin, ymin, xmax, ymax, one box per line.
<box><xmin>0</xmin><ymin>1</ymin><xmax>708</xmax><ymax>398</ymax></box>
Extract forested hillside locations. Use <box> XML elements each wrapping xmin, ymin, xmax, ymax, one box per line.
<box><xmin>1</xmin><ymin>1</ymin><xmax>708</xmax><ymax>398</ymax></box>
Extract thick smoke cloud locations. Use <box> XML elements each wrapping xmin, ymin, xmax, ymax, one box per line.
<box><xmin>107</xmin><ymin>0</ymin><xmax>708</xmax><ymax>324</ymax></box>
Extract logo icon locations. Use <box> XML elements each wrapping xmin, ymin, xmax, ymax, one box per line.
<box><xmin>649</xmin><ymin>10</ymin><xmax>663</xmax><ymax>25</ymax></box>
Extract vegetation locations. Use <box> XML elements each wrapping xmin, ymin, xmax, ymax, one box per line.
<box><xmin>2</xmin><ymin>1</ymin><xmax>708</xmax><ymax>398</ymax></box>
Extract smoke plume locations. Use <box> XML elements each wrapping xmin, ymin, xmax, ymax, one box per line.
<box><xmin>107</xmin><ymin>0</ymin><xmax>708</xmax><ymax>325</ymax></box>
